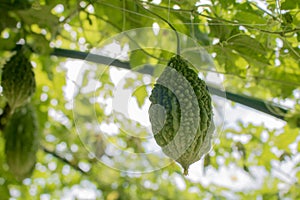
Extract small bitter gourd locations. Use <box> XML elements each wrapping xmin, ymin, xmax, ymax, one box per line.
<box><xmin>1</xmin><ymin>47</ymin><xmax>36</xmax><ymax>111</ymax></box>
<box><xmin>4</xmin><ymin>104</ymin><xmax>39</xmax><ymax>181</ymax></box>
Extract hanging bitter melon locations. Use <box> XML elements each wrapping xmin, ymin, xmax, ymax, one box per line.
<box><xmin>149</xmin><ymin>55</ymin><xmax>214</xmax><ymax>175</ymax></box>
<box><xmin>4</xmin><ymin>104</ymin><xmax>39</xmax><ymax>181</ymax></box>
<box><xmin>1</xmin><ymin>46</ymin><xmax>36</xmax><ymax>111</ymax></box>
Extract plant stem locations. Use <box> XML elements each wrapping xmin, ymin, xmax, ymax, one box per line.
<box><xmin>135</xmin><ymin>1</ymin><xmax>181</xmax><ymax>55</ymax></box>
<box><xmin>41</xmin><ymin>145</ymin><xmax>88</xmax><ymax>175</ymax></box>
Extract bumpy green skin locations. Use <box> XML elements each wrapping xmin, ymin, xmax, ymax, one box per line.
<box><xmin>1</xmin><ymin>48</ymin><xmax>36</xmax><ymax>111</ymax></box>
<box><xmin>4</xmin><ymin>104</ymin><xmax>39</xmax><ymax>181</ymax></box>
<box><xmin>149</xmin><ymin>55</ymin><xmax>214</xmax><ymax>175</ymax></box>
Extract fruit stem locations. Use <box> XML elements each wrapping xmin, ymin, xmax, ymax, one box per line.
<box><xmin>136</xmin><ymin>1</ymin><xmax>181</xmax><ymax>55</ymax></box>
<box><xmin>183</xmin><ymin>168</ymin><xmax>189</xmax><ymax>176</ymax></box>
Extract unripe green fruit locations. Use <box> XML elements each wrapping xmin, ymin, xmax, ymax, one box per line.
<box><xmin>1</xmin><ymin>48</ymin><xmax>36</xmax><ymax>111</ymax></box>
<box><xmin>4</xmin><ymin>104</ymin><xmax>39</xmax><ymax>181</ymax></box>
<box><xmin>149</xmin><ymin>55</ymin><xmax>214</xmax><ymax>175</ymax></box>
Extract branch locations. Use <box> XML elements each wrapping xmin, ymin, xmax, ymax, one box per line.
<box><xmin>41</xmin><ymin>145</ymin><xmax>88</xmax><ymax>175</ymax></box>
<box><xmin>51</xmin><ymin>47</ymin><xmax>289</xmax><ymax>121</ymax></box>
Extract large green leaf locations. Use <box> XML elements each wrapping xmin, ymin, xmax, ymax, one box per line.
<box><xmin>227</xmin><ymin>35</ymin><xmax>269</xmax><ymax>66</ymax></box>
<box><xmin>208</xmin><ymin>20</ymin><xmax>233</xmax><ymax>41</ymax></box>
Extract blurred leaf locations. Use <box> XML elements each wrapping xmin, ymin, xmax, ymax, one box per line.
<box><xmin>28</xmin><ymin>33</ymin><xmax>52</xmax><ymax>55</ymax></box>
<box><xmin>279</xmin><ymin>151</ymin><xmax>291</xmax><ymax>162</ymax></box>
<box><xmin>16</xmin><ymin>6</ymin><xmax>58</xmax><ymax>29</ymax></box>
<box><xmin>214</xmin><ymin>45</ymin><xmax>247</xmax><ymax>75</ymax></box>
<box><xmin>281</xmin><ymin>0</ymin><xmax>299</xmax><ymax>9</ymax></box>
<box><xmin>209</xmin><ymin>20</ymin><xmax>232</xmax><ymax>41</ymax></box>
<box><xmin>0</xmin><ymin>38</ymin><xmax>17</xmax><ymax>51</ymax></box>
<box><xmin>0</xmin><ymin>12</ymin><xmax>17</xmax><ymax>33</ymax></box>
<box><xmin>203</xmin><ymin>154</ymin><xmax>210</xmax><ymax>174</ymax></box>
<box><xmin>274</xmin><ymin>126</ymin><xmax>299</xmax><ymax>151</ymax></box>
<box><xmin>283</xmin><ymin>12</ymin><xmax>293</xmax><ymax>24</ymax></box>
<box><xmin>129</xmin><ymin>49</ymin><xmax>148</xmax><ymax>69</ymax></box>
<box><xmin>235</xmin><ymin>141</ymin><xmax>246</xmax><ymax>160</ymax></box>
<box><xmin>235</xmin><ymin>10</ymin><xmax>266</xmax><ymax>25</ymax></box>
<box><xmin>132</xmin><ymin>85</ymin><xmax>148</xmax><ymax>108</ymax></box>
<box><xmin>0</xmin><ymin>184</ymin><xmax>9</xmax><ymax>200</ymax></box>
<box><xmin>227</xmin><ymin>35</ymin><xmax>269</xmax><ymax>65</ymax></box>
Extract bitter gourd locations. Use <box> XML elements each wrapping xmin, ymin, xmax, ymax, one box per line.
<box><xmin>1</xmin><ymin>47</ymin><xmax>36</xmax><ymax>111</ymax></box>
<box><xmin>4</xmin><ymin>104</ymin><xmax>39</xmax><ymax>181</ymax></box>
<box><xmin>149</xmin><ymin>55</ymin><xmax>214</xmax><ymax>175</ymax></box>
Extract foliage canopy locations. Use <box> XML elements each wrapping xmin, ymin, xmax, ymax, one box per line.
<box><xmin>0</xmin><ymin>0</ymin><xmax>300</xmax><ymax>199</ymax></box>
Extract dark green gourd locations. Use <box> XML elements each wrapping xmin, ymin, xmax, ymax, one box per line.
<box><xmin>149</xmin><ymin>55</ymin><xmax>214</xmax><ymax>175</ymax></box>
<box><xmin>1</xmin><ymin>47</ymin><xmax>36</xmax><ymax>111</ymax></box>
<box><xmin>4</xmin><ymin>104</ymin><xmax>39</xmax><ymax>181</ymax></box>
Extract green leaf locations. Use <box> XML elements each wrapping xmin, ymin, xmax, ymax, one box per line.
<box><xmin>285</xmin><ymin>107</ymin><xmax>300</xmax><ymax>129</ymax></box>
<box><xmin>274</xmin><ymin>126</ymin><xmax>298</xmax><ymax>151</ymax></box>
<box><xmin>123</xmin><ymin>77</ymin><xmax>136</xmax><ymax>89</ymax></box>
<box><xmin>38</xmin><ymin>56</ymin><xmax>54</xmax><ymax>80</ymax></box>
<box><xmin>281</xmin><ymin>0</ymin><xmax>299</xmax><ymax>10</ymax></box>
<box><xmin>129</xmin><ymin>49</ymin><xmax>148</xmax><ymax>69</ymax></box>
<box><xmin>16</xmin><ymin>6</ymin><xmax>58</xmax><ymax>29</ymax></box>
<box><xmin>258</xmin><ymin>147</ymin><xmax>276</xmax><ymax>171</ymax></box>
<box><xmin>227</xmin><ymin>35</ymin><xmax>269</xmax><ymax>66</ymax></box>
<box><xmin>159</xmin><ymin>0</ymin><xmax>199</xmax><ymax>9</ymax></box>
<box><xmin>132</xmin><ymin>85</ymin><xmax>148</xmax><ymax>108</ymax></box>
<box><xmin>28</xmin><ymin>33</ymin><xmax>52</xmax><ymax>55</ymax></box>
<box><xmin>283</xmin><ymin>12</ymin><xmax>293</xmax><ymax>24</ymax></box>
<box><xmin>209</xmin><ymin>20</ymin><xmax>232</xmax><ymax>41</ymax></box>
<box><xmin>0</xmin><ymin>12</ymin><xmax>17</xmax><ymax>33</ymax></box>
<box><xmin>191</xmin><ymin>16</ymin><xmax>210</xmax><ymax>46</ymax></box>
<box><xmin>227</xmin><ymin>35</ymin><xmax>266</xmax><ymax>55</ymax></box>
<box><xmin>218</xmin><ymin>0</ymin><xmax>236</xmax><ymax>8</ymax></box>
<box><xmin>0</xmin><ymin>38</ymin><xmax>17</xmax><ymax>51</ymax></box>
<box><xmin>214</xmin><ymin>45</ymin><xmax>248</xmax><ymax>75</ymax></box>
<box><xmin>0</xmin><ymin>185</ymin><xmax>9</xmax><ymax>200</ymax></box>
<box><xmin>235</xmin><ymin>10</ymin><xmax>267</xmax><ymax>25</ymax></box>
